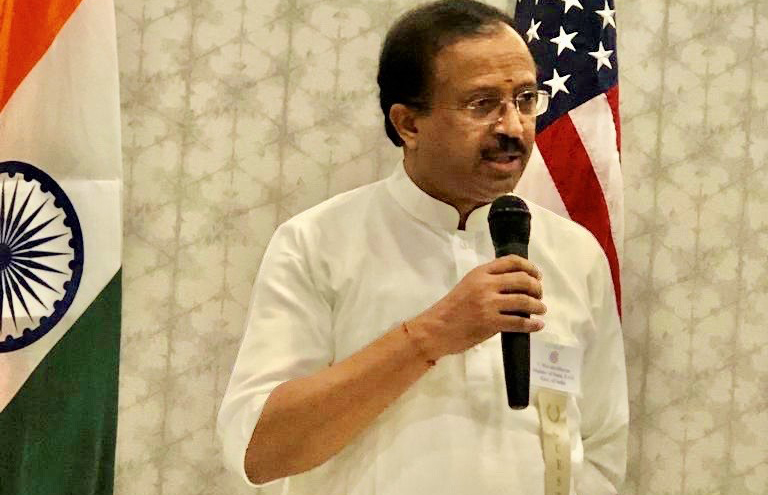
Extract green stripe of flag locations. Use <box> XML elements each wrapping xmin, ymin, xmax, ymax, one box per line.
<box><xmin>0</xmin><ymin>270</ymin><xmax>121</xmax><ymax>495</ymax></box>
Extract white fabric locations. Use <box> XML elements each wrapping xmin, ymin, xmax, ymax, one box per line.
<box><xmin>218</xmin><ymin>163</ymin><xmax>628</xmax><ymax>495</ymax></box>
<box><xmin>514</xmin><ymin>144</ymin><xmax>570</xmax><ymax>220</ymax></box>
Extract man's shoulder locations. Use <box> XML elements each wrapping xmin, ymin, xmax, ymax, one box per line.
<box><xmin>525</xmin><ymin>200</ymin><xmax>617</xmax><ymax>313</ymax></box>
<box><xmin>526</xmin><ymin>200</ymin><xmax>597</xmax><ymax>243</ymax></box>
<box><xmin>525</xmin><ymin>199</ymin><xmax>608</xmax><ymax>266</ymax></box>
<box><xmin>280</xmin><ymin>178</ymin><xmax>388</xmax><ymax>235</ymax></box>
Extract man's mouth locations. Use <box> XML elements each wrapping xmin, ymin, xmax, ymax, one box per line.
<box><xmin>481</xmin><ymin>150</ymin><xmax>521</xmax><ymax>163</ymax></box>
<box><xmin>482</xmin><ymin>136</ymin><xmax>527</xmax><ymax>165</ymax></box>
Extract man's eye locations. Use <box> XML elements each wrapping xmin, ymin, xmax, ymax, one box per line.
<box><xmin>470</xmin><ymin>98</ymin><xmax>499</xmax><ymax>112</ymax></box>
<box><xmin>518</xmin><ymin>91</ymin><xmax>537</xmax><ymax>103</ymax></box>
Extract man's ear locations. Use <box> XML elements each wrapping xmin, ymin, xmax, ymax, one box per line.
<box><xmin>389</xmin><ymin>104</ymin><xmax>420</xmax><ymax>150</ymax></box>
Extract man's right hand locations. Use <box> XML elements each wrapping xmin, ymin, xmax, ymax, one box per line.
<box><xmin>405</xmin><ymin>254</ymin><xmax>546</xmax><ymax>362</ymax></box>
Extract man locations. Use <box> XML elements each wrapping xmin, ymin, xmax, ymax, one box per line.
<box><xmin>218</xmin><ymin>1</ymin><xmax>628</xmax><ymax>494</ymax></box>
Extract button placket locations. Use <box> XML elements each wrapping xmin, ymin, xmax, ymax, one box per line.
<box><xmin>451</xmin><ymin>232</ymin><xmax>478</xmax><ymax>278</ymax></box>
<box><xmin>450</xmin><ymin>233</ymin><xmax>495</xmax><ymax>399</ymax></box>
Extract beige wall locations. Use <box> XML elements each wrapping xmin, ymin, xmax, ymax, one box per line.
<box><xmin>115</xmin><ymin>1</ymin><xmax>767</xmax><ymax>493</ymax></box>
<box><xmin>620</xmin><ymin>1</ymin><xmax>767</xmax><ymax>493</ymax></box>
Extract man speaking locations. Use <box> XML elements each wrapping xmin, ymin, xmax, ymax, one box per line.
<box><xmin>217</xmin><ymin>1</ymin><xmax>628</xmax><ymax>494</ymax></box>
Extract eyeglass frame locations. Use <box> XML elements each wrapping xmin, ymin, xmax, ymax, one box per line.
<box><xmin>411</xmin><ymin>89</ymin><xmax>550</xmax><ymax>125</ymax></box>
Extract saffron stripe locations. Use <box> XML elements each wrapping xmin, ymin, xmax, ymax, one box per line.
<box><xmin>0</xmin><ymin>0</ymin><xmax>82</xmax><ymax>113</ymax></box>
<box><xmin>536</xmin><ymin>114</ymin><xmax>622</xmax><ymax>311</ymax></box>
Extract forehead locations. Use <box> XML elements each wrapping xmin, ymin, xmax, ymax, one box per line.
<box><xmin>433</xmin><ymin>25</ymin><xmax>536</xmax><ymax>95</ymax></box>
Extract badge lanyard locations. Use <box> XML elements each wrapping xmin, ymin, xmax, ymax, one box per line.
<box><xmin>537</xmin><ymin>389</ymin><xmax>571</xmax><ymax>495</ymax></box>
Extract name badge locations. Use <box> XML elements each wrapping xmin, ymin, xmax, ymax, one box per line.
<box><xmin>530</xmin><ymin>338</ymin><xmax>583</xmax><ymax>396</ymax></box>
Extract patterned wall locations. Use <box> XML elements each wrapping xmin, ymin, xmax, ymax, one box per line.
<box><xmin>114</xmin><ymin>1</ymin><xmax>767</xmax><ymax>494</ymax></box>
<box><xmin>619</xmin><ymin>1</ymin><xmax>767</xmax><ymax>494</ymax></box>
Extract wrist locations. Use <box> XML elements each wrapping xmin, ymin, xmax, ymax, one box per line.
<box><xmin>401</xmin><ymin>319</ymin><xmax>440</xmax><ymax>366</ymax></box>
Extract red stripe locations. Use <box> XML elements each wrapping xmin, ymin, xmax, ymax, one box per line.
<box><xmin>536</xmin><ymin>114</ymin><xmax>622</xmax><ymax>313</ymax></box>
<box><xmin>0</xmin><ymin>0</ymin><xmax>83</xmax><ymax>113</ymax></box>
<box><xmin>606</xmin><ymin>86</ymin><xmax>621</xmax><ymax>156</ymax></box>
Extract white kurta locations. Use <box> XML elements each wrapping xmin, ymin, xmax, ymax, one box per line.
<box><xmin>218</xmin><ymin>163</ymin><xmax>628</xmax><ymax>495</ymax></box>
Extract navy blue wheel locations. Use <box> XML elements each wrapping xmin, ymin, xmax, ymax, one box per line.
<box><xmin>0</xmin><ymin>161</ymin><xmax>84</xmax><ymax>353</ymax></box>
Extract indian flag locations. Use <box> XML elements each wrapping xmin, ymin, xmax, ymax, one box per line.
<box><xmin>0</xmin><ymin>0</ymin><xmax>122</xmax><ymax>493</ymax></box>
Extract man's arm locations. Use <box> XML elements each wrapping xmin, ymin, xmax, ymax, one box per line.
<box><xmin>244</xmin><ymin>254</ymin><xmax>546</xmax><ymax>484</ymax></box>
<box><xmin>244</xmin><ymin>320</ymin><xmax>430</xmax><ymax>483</ymax></box>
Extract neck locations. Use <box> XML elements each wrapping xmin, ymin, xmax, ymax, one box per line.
<box><xmin>403</xmin><ymin>156</ymin><xmax>483</xmax><ymax>230</ymax></box>
<box><xmin>456</xmin><ymin>207</ymin><xmax>480</xmax><ymax>230</ymax></box>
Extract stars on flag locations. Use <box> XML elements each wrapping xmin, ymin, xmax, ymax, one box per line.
<box><xmin>595</xmin><ymin>1</ymin><xmax>616</xmax><ymax>29</ymax></box>
<box><xmin>560</xmin><ymin>0</ymin><xmax>584</xmax><ymax>13</ymax></box>
<box><xmin>518</xmin><ymin>0</ymin><xmax>618</xmax><ymax>108</ymax></box>
<box><xmin>550</xmin><ymin>26</ymin><xmax>578</xmax><ymax>55</ymax></box>
<box><xmin>588</xmin><ymin>41</ymin><xmax>613</xmax><ymax>70</ymax></box>
<box><xmin>543</xmin><ymin>69</ymin><xmax>571</xmax><ymax>97</ymax></box>
<box><xmin>527</xmin><ymin>18</ymin><xmax>542</xmax><ymax>42</ymax></box>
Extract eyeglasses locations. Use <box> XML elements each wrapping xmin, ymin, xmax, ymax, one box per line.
<box><xmin>428</xmin><ymin>90</ymin><xmax>550</xmax><ymax>124</ymax></box>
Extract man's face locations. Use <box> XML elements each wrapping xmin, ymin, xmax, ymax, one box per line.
<box><xmin>407</xmin><ymin>24</ymin><xmax>537</xmax><ymax>213</ymax></box>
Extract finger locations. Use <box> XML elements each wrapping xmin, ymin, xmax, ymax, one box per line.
<box><xmin>494</xmin><ymin>293</ymin><xmax>547</xmax><ymax>316</ymax></box>
<box><xmin>497</xmin><ymin>315</ymin><xmax>545</xmax><ymax>333</ymax></box>
<box><xmin>487</xmin><ymin>255</ymin><xmax>541</xmax><ymax>280</ymax></box>
<box><xmin>495</xmin><ymin>272</ymin><xmax>543</xmax><ymax>298</ymax></box>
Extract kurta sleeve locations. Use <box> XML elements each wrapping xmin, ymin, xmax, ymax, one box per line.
<box><xmin>575</xmin><ymin>250</ymin><xmax>629</xmax><ymax>495</ymax></box>
<box><xmin>217</xmin><ymin>221</ymin><xmax>334</xmax><ymax>487</ymax></box>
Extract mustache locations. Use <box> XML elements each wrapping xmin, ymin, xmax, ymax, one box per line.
<box><xmin>482</xmin><ymin>136</ymin><xmax>527</xmax><ymax>157</ymax></box>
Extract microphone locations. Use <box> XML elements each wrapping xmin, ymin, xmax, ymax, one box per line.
<box><xmin>488</xmin><ymin>194</ymin><xmax>531</xmax><ymax>410</ymax></box>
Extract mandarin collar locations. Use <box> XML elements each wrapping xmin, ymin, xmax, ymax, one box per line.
<box><xmin>386</xmin><ymin>162</ymin><xmax>494</xmax><ymax>233</ymax></box>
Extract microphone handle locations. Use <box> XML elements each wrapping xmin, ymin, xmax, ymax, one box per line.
<box><xmin>501</xmin><ymin>330</ymin><xmax>529</xmax><ymax>409</ymax></box>
<box><xmin>495</xmin><ymin>242</ymin><xmax>530</xmax><ymax>409</ymax></box>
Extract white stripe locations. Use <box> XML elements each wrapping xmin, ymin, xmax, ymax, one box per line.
<box><xmin>569</xmin><ymin>93</ymin><xmax>624</xmax><ymax>262</ymax></box>
<box><xmin>0</xmin><ymin>0</ymin><xmax>121</xmax><ymax>181</ymax></box>
<box><xmin>515</xmin><ymin>144</ymin><xmax>571</xmax><ymax>220</ymax></box>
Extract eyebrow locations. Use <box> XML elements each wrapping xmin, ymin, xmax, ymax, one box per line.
<box><xmin>463</xmin><ymin>81</ymin><xmax>537</xmax><ymax>96</ymax></box>
<box><xmin>503</xmin><ymin>78</ymin><xmax>537</xmax><ymax>88</ymax></box>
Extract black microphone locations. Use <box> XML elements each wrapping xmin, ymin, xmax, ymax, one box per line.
<box><xmin>488</xmin><ymin>194</ymin><xmax>531</xmax><ymax>410</ymax></box>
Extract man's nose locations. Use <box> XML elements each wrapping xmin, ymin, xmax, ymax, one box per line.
<box><xmin>493</xmin><ymin>101</ymin><xmax>525</xmax><ymax>138</ymax></box>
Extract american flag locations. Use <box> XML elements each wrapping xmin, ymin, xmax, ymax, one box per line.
<box><xmin>513</xmin><ymin>0</ymin><xmax>623</xmax><ymax>311</ymax></box>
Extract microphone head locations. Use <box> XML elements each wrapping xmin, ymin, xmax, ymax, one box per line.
<box><xmin>488</xmin><ymin>194</ymin><xmax>531</xmax><ymax>254</ymax></box>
